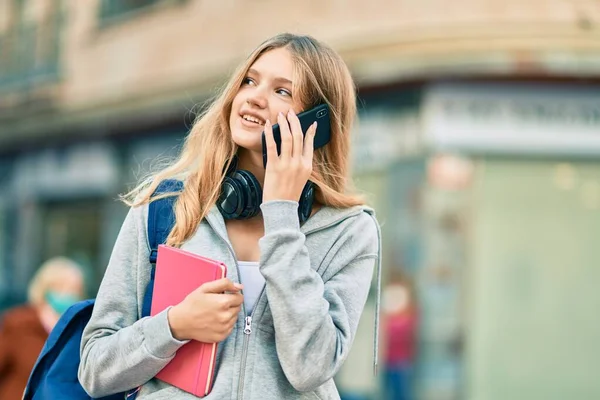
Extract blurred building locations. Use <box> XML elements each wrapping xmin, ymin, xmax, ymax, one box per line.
<box><xmin>1</xmin><ymin>1</ymin><xmax>600</xmax><ymax>399</ymax></box>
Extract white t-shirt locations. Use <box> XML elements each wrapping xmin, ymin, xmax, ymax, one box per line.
<box><xmin>237</xmin><ymin>261</ymin><xmax>265</xmax><ymax>315</ymax></box>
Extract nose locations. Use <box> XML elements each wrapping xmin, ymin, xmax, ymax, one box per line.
<box><xmin>246</xmin><ymin>86</ymin><xmax>268</xmax><ymax>109</ymax></box>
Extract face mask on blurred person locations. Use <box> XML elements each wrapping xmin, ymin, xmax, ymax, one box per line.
<box><xmin>45</xmin><ymin>291</ymin><xmax>80</xmax><ymax>315</ymax></box>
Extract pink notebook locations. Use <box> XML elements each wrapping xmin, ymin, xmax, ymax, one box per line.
<box><xmin>150</xmin><ymin>244</ymin><xmax>227</xmax><ymax>397</ymax></box>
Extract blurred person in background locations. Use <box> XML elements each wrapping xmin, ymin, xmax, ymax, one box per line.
<box><xmin>79</xmin><ymin>33</ymin><xmax>381</xmax><ymax>399</ymax></box>
<box><xmin>382</xmin><ymin>272</ymin><xmax>417</xmax><ymax>400</ymax></box>
<box><xmin>0</xmin><ymin>257</ymin><xmax>84</xmax><ymax>399</ymax></box>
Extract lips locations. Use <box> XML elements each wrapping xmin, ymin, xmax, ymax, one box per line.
<box><xmin>239</xmin><ymin>110</ymin><xmax>266</xmax><ymax>126</ymax></box>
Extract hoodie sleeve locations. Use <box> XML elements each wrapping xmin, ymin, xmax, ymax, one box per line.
<box><xmin>78</xmin><ymin>206</ymin><xmax>187</xmax><ymax>398</ymax></box>
<box><xmin>258</xmin><ymin>200</ymin><xmax>379</xmax><ymax>392</ymax></box>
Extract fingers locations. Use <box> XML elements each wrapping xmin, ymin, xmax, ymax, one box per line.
<box><xmin>303</xmin><ymin>122</ymin><xmax>317</xmax><ymax>161</ymax></box>
<box><xmin>264</xmin><ymin>119</ymin><xmax>277</xmax><ymax>168</ymax></box>
<box><xmin>212</xmin><ymin>290</ymin><xmax>243</xmax><ymax>311</ymax></box>
<box><xmin>216</xmin><ymin>298</ymin><xmax>241</xmax><ymax>342</ymax></box>
<box><xmin>228</xmin><ymin>308</ymin><xmax>240</xmax><ymax>325</ymax></box>
<box><xmin>225</xmin><ymin>292</ymin><xmax>244</xmax><ymax>308</ymax></box>
<box><xmin>217</xmin><ymin>312</ymin><xmax>238</xmax><ymax>341</ymax></box>
<box><xmin>287</xmin><ymin>109</ymin><xmax>304</xmax><ymax>159</ymax></box>
<box><xmin>218</xmin><ymin>306</ymin><xmax>241</xmax><ymax>324</ymax></box>
<box><xmin>200</xmin><ymin>278</ymin><xmax>243</xmax><ymax>294</ymax></box>
<box><xmin>278</xmin><ymin>112</ymin><xmax>293</xmax><ymax>160</ymax></box>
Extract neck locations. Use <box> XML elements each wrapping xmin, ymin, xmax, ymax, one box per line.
<box><xmin>236</xmin><ymin>148</ymin><xmax>265</xmax><ymax>186</ymax></box>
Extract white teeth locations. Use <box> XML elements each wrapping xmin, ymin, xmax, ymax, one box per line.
<box><xmin>242</xmin><ymin>115</ymin><xmax>263</xmax><ymax>125</ymax></box>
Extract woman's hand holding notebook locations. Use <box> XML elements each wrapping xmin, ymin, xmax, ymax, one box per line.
<box><xmin>151</xmin><ymin>245</ymin><xmax>241</xmax><ymax>397</ymax></box>
<box><xmin>168</xmin><ymin>277</ymin><xmax>243</xmax><ymax>343</ymax></box>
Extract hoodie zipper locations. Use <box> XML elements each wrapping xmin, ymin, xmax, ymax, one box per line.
<box><xmin>238</xmin><ymin>315</ymin><xmax>251</xmax><ymax>399</ymax></box>
<box><xmin>237</xmin><ymin>284</ymin><xmax>266</xmax><ymax>399</ymax></box>
<box><xmin>206</xmin><ymin>208</ymin><xmax>363</xmax><ymax>398</ymax></box>
<box><xmin>206</xmin><ymin>218</ymin><xmax>266</xmax><ymax>400</ymax></box>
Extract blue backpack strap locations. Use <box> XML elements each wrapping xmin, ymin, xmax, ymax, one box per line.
<box><xmin>23</xmin><ymin>300</ymin><xmax>95</xmax><ymax>400</ymax></box>
<box><xmin>24</xmin><ymin>300</ymin><xmax>122</xmax><ymax>400</ymax></box>
<box><xmin>141</xmin><ymin>179</ymin><xmax>183</xmax><ymax>318</ymax></box>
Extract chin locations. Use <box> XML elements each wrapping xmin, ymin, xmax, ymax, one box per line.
<box><xmin>231</xmin><ymin>128</ymin><xmax>262</xmax><ymax>152</ymax></box>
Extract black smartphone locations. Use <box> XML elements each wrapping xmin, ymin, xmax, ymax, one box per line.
<box><xmin>261</xmin><ymin>103</ymin><xmax>331</xmax><ymax>168</ymax></box>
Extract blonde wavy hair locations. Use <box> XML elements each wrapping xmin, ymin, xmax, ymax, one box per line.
<box><xmin>122</xmin><ymin>33</ymin><xmax>365</xmax><ymax>247</ymax></box>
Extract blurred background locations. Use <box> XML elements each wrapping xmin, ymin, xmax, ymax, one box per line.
<box><xmin>1</xmin><ymin>1</ymin><xmax>600</xmax><ymax>399</ymax></box>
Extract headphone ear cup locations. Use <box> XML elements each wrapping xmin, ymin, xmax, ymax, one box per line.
<box><xmin>217</xmin><ymin>175</ymin><xmax>245</xmax><ymax>219</ymax></box>
<box><xmin>233</xmin><ymin>170</ymin><xmax>263</xmax><ymax>219</ymax></box>
<box><xmin>298</xmin><ymin>181</ymin><xmax>316</xmax><ymax>224</ymax></box>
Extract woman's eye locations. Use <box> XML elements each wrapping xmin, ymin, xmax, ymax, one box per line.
<box><xmin>276</xmin><ymin>88</ymin><xmax>292</xmax><ymax>97</ymax></box>
<box><xmin>242</xmin><ymin>77</ymin><xmax>255</xmax><ymax>86</ymax></box>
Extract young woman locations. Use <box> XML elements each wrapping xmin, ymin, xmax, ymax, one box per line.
<box><xmin>79</xmin><ymin>33</ymin><xmax>381</xmax><ymax>400</ymax></box>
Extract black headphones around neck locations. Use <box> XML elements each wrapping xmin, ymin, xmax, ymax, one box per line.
<box><xmin>217</xmin><ymin>156</ymin><xmax>315</xmax><ymax>224</ymax></box>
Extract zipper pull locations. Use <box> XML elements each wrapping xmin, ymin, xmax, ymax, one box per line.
<box><xmin>244</xmin><ymin>316</ymin><xmax>252</xmax><ymax>335</ymax></box>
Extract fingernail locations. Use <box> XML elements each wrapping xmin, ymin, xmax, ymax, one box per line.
<box><xmin>312</xmin><ymin>121</ymin><xmax>318</xmax><ymax>133</ymax></box>
<box><xmin>288</xmin><ymin>109</ymin><xmax>296</xmax><ymax>116</ymax></box>
<box><xmin>278</xmin><ymin>112</ymin><xmax>284</xmax><ymax>119</ymax></box>
<box><xmin>266</xmin><ymin>119</ymin><xmax>271</xmax><ymax>127</ymax></box>
<box><xmin>234</xmin><ymin>283</ymin><xmax>243</xmax><ymax>289</ymax></box>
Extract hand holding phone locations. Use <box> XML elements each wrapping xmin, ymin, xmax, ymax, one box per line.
<box><xmin>261</xmin><ymin>104</ymin><xmax>331</xmax><ymax>168</ymax></box>
<box><xmin>261</xmin><ymin>106</ymin><xmax>328</xmax><ymax>203</ymax></box>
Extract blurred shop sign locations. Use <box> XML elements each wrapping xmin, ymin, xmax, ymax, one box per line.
<box><xmin>13</xmin><ymin>142</ymin><xmax>120</xmax><ymax>199</ymax></box>
<box><xmin>423</xmin><ymin>83</ymin><xmax>600</xmax><ymax>156</ymax></box>
<box><xmin>353</xmin><ymin>111</ymin><xmax>422</xmax><ymax>173</ymax></box>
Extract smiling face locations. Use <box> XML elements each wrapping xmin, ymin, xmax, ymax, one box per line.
<box><xmin>229</xmin><ymin>47</ymin><xmax>303</xmax><ymax>153</ymax></box>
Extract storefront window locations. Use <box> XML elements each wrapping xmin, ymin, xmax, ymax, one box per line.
<box><xmin>40</xmin><ymin>199</ymin><xmax>103</xmax><ymax>297</ymax></box>
<box><xmin>0</xmin><ymin>0</ymin><xmax>61</xmax><ymax>88</ymax></box>
<box><xmin>99</xmin><ymin>0</ymin><xmax>184</xmax><ymax>23</ymax></box>
<box><xmin>466</xmin><ymin>159</ymin><xmax>600</xmax><ymax>400</ymax></box>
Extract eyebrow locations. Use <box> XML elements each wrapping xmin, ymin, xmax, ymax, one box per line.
<box><xmin>248</xmin><ymin>68</ymin><xmax>292</xmax><ymax>86</ymax></box>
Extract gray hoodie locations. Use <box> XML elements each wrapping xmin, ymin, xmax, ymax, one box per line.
<box><xmin>79</xmin><ymin>200</ymin><xmax>381</xmax><ymax>400</ymax></box>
